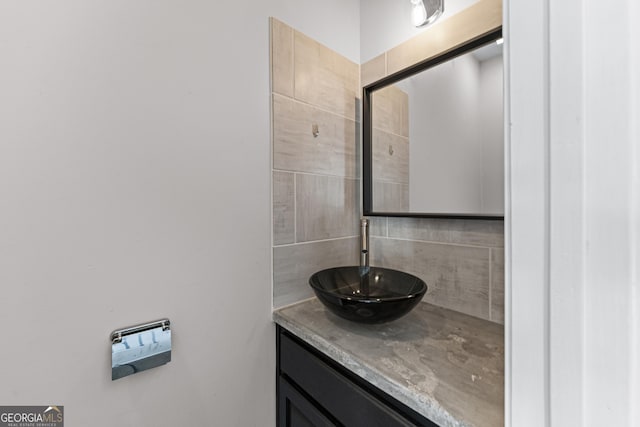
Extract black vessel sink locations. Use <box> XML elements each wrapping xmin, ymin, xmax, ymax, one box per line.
<box><xmin>309</xmin><ymin>266</ymin><xmax>427</xmax><ymax>324</ymax></box>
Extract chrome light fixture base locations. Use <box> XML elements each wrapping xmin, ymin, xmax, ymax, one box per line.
<box><xmin>411</xmin><ymin>0</ymin><xmax>444</xmax><ymax>28</ymax></box>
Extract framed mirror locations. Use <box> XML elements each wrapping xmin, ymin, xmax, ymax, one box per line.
<box><xmin>363</xmin><ymin>29</ymin><xmax>504</xmax><ymax>219</ymax></box>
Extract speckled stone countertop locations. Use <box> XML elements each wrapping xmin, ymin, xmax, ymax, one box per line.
<box><xmin>273</xmin><ymin>298</ymin><xmax>504</xmax><ymax>427</ymax></box>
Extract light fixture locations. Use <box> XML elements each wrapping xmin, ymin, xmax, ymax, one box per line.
<box><xmin>496</xmin><ymin>38</ymin><xmax>504</xmax><ymax>45</ymax></box>
<box><xmin>411</xmin><ymin>0</ymin><xmax>444</xmax><ymax>28</ymax></box>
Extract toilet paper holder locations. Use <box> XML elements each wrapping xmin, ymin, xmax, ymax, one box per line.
<box><xmin>111</xmin><ymin>318</ymin><xmax>171</xmax><ymax>380</ymax></box>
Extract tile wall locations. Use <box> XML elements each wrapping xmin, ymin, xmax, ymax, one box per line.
<box><xmin>372</xmin><ymin>85</ymin><xmax>410</xmax><ymax>212</ymax></box>
<box><xmin>370</xmin><ymin>218</ymin><xmax>504</xmax><ymax>324</ymax></box>
<box><xmin>271</xmin><ymin>18</ymin><xmax>360</xmax><ymax>308</ymax></box>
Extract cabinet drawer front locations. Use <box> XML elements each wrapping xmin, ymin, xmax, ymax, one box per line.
<box><xmin>279</xmin><ymin>332</ymin><xmax>418</xmax><ymax>427</ymax></box>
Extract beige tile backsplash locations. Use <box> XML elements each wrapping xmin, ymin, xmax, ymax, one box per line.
<box><xmin>270</xmin><ymin>18</ymin><xmax>504</xmax><ymax>324</ymax></box>
<box><xmin>387</xmin><ymin>217</ymin><xmax>505</xmax><ymax>248</ymax></box>
<box><xmin>373</xmin><ymin>225</ymin><xmax>504</xmax><ymax>323</ymax></box>
<box><xmin>361</xmin><ymin>53</ymin><xmax>386</xmax><ymax>87</ymax></box>
<box><xmin>294</xmin><ymin>31</ymin><xmax>360</xmax><ymax>120</ymax></box>
<box><xmin>273</xmin><ymin>171</ymin><xmax>295</xmax><ymax>245</ymax></box>
<box><xmin>295</xmin><ymin>174</ymin><xmax>359</xmax><ymax>242</ymax></box>
<box><xmin>270</xmin><ymin>18</ymin><xmax>294</xmax><ymax>98</ymax></box>
<box><xmin>368</xmin><ymin>217</ymin><xmax>389</xmax><ymax>237</ymax></box>
<box><xmin>273</xmin><ymin>237</ymin><xmax>359</xmax><ymax>308</ymax></box>
<box><xmin>273</xmin><ymin>94</ymin><xmax>357</xmax><ymax>178</ymax></box>
<box><xmin>372</xmin><ymin>237</ymin><xmax>492</xmax><ymax>320</ymax></box>
<box><xmin>371</xmin><ymin>218</ymin><xmax>504</xmax><ymax>323</ymax></box>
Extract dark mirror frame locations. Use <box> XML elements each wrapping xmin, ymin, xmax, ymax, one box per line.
<box><xmin>363</xmin><ymin>28</ymin><xmax>504</xmax><ymax>220</ymax></box>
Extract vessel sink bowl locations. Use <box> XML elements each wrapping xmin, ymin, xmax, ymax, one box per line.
<box><xmin>309</xmin><ymin>266</ymin><xmax>427</xmax><ymax>324</ymax></box>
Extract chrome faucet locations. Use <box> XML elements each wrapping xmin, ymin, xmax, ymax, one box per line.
<box><xmin>359</xmin><ymin>218</ymin><xmax>370</xmax><ymax>274</ymax></box>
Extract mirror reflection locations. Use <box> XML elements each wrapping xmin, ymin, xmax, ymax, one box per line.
<box><xmin>368</xmin><ymin>40</ymin><xmax>504</xmax><ymax>217</ymax></box>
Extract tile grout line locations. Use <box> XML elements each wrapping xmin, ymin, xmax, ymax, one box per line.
<box><xmin>291</xmin><ymin>30</ymin><xmax>297</xmax><ymax>246</ymax></box>
<box><xmin>372</xmin><ymin>126</ymin><xmax>410</xmax><ymax>140</ymax></box>
<box><xmin>384</xmin><ymin>52</ymin><xmax>388</xmax><ymax>76</ymax></box>
<box><xmin>371</xmin><ymin>178</ymin><xmax>410</xmax><ymax>186</ymax></box>
<box><xmin>291</xmin><ymin>25</ymin><xmax>295</xmax><ymax>106</ymax></box>
<box><xmin>488</xmin><ymin>247</ymin><xmax>493</xmax><ymax>321</ymax></box>
<box><xmin>273</xmin><ymin>169</ymin><xmax>361</xmax><ymax>181</ymax></box>
<box><xmin>272</xmin><ymin>92</ymin><xmax>361</xmax><ymax>124</ymax></box>
<box><xmin>293</xmin><ymin>172</ymin><xmax>297</xmax><ymax>244</ymax></box>
<box><xmin>371</xmin><ymin>234</ymin><xmax>503</xmax><ymax>251</ymax></box>
<box><xmin>275</xmin><ymin>235</ymin><xmax>359</xmax><ymax>248</ymax></box>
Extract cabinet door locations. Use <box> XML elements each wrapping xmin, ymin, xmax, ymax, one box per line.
<box><xmin>278</xmin><ymin>376</ymin><xmax>338</xmax><ymax>427</ymax></box>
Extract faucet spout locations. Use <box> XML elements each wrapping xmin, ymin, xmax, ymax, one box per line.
<box><xmin>360</xmin><ymin>218</ymin><xmax>370</xmax><ymax>273</ymax></box>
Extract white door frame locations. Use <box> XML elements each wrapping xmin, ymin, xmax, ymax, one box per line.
<box><xmin>505</xmin><ymin>0</ymin><xmax>640</xmax><ymax>425</ymax></box>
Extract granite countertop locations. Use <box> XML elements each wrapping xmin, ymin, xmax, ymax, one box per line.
<box><xmin>273</xmin><ymin>298</ymin><xmax>504</xmax><ymax>427</ymax></box>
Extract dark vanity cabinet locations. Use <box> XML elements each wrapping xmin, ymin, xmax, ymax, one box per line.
<box><xmin>276</xmin><ymin>326</ymin><xmax>438</xmax><ymax>427</ymax></box>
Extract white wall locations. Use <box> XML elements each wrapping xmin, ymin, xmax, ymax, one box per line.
<box><xmin>507</xmin><ymin>0</ymin><xmax>640</xmax><ymax>425</ymax></box>
<box><xmin>360</xmin><ymin>0</ymin><xmax>480</xmax><ymax>62</ymax></box>
<box><xmin>479</xmin><ymin>55</ymin><xmax>504</xmax><ymax>213</ymax></box>
<box><xmin>0</xmin><ymin>1</ymin><xmax>358</xmax><ymax>426</ymax></box>
<box><xmin>407</xmin><ymin>52</ymin><xmax>503</xmax><ymax>214</ymax></box>
<box><xmin>408</xmin><ymin>54</ymin><xmax>482</xmax><ymax>213</ymax></box>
